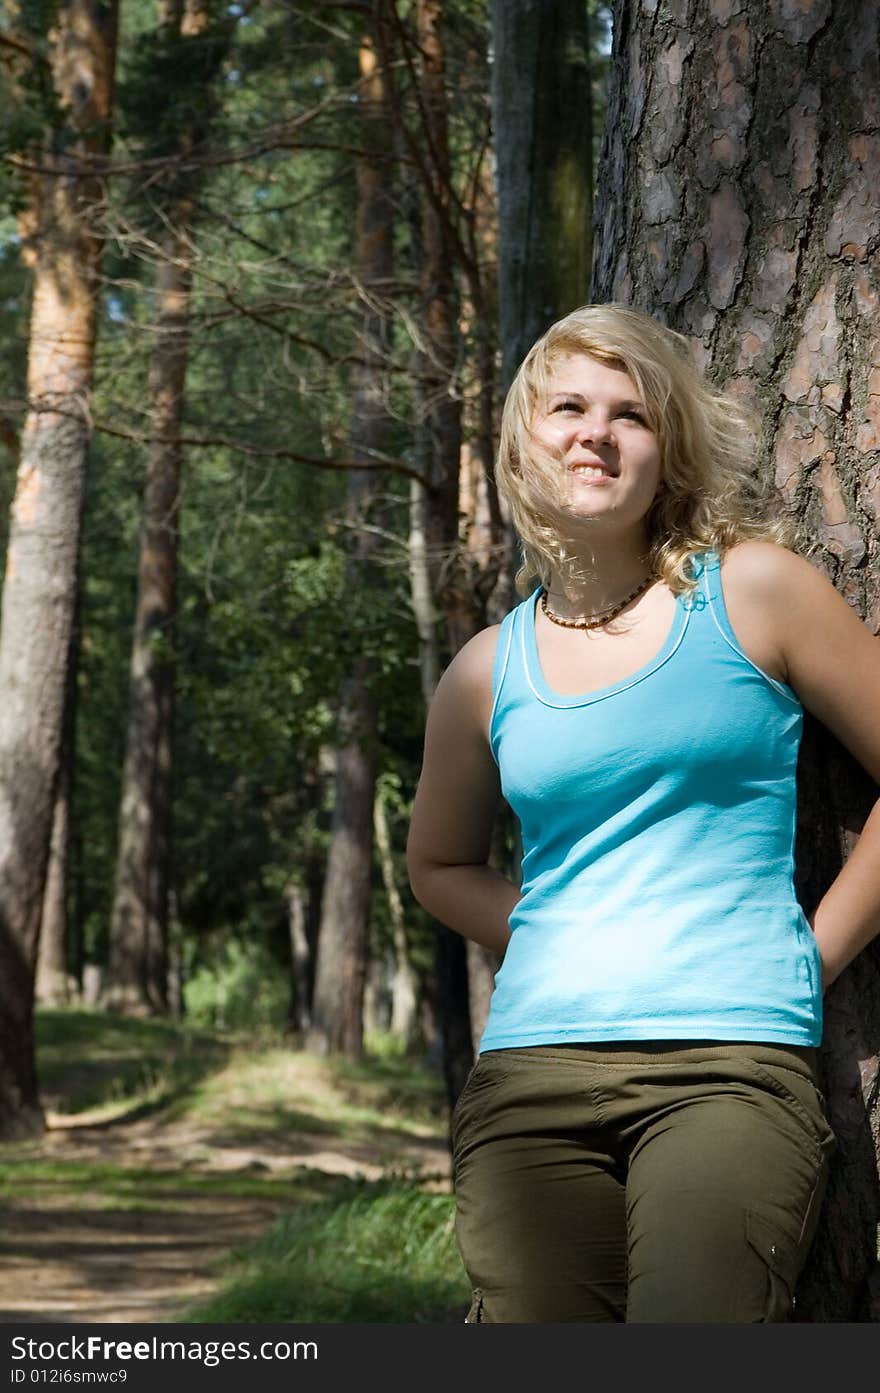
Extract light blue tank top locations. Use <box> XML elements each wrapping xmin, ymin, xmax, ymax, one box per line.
<box><xmin>480</xmin><ymin>550</ymin><xmax>822</xmax><ymax>1051</ymax></box>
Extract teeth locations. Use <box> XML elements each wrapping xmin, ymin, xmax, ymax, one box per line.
<box><xmin>572</xmin><ymin>465</ymin><xmax>609</xmax><ymax>478</ymax></box>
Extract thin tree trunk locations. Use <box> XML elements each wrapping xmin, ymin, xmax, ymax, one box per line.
<box><xmin>412</xmin><ymin>0</ymin><xmax>476</xmax><ymax>1106</ymax></box>
<box><xmin>36</xmin><ymin>583</ymin><xmax>81</xmax><ymax>1007</ymax></box>
<box><xmin>592</xmin><ymin>0</ymin><xmax>880</xmax><ymax>1321</ymax></box>
<box><xmin>461</xmin><ymin>0</ymin><xmax>594</xmax><ymax>1064</ymax></box>
<box><xmin>106</xmin><ymin>240</ymin><xmax>189</xmax><ymax>1015</ymax></box>
<box><xmin>35</xmin><ymin>758</ymin><xmax>72</xmax><ymax>1007</ymax></box>
<box><xmin>408</xmin><ymin>477</ymin><xmax>441</xmax><ymax>701</ymax></box>
<box><xmin>106</xmin><ymin>0</ymin><xmax>232</xmax><ymax>1015</ymax></box>
<box><xmin>0</xmin><ymin>0</ymin><xmax>117</xmax><ymax>1139</ymax></box>
<box><xmin>490</xmin><ymin>0</ymin><xmax>593</xmax><ymax>394</ymax></box>
<box><xmin>374</xmin><ymin>783</ymin><xmax>419</xmax><ymax>1047</ymax></box>
<box><xmin>306</xmin><ymin>11</ymin><xmax>393</xmax><ymax>1059</ymax></box>
<box><xmin>307</xmin><ymin>673</ymin><xmax>378</xmax><ymax>1058</ymax></box>
<box><xmin>286</xmin><ymin>882</ymin><xmax>311</xmax><ymax>1037</ymax></box>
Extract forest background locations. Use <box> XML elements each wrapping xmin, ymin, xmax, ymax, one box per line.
<box><xmin>0</xmin><ymin>0</ymin><xmax>878</xmax><ymax>1324</ymax></box>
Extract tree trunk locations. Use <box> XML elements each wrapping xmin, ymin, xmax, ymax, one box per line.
<box><xmin>36</xmin><ymin>580</ymin><xmax>80</xmax><ymax>1007</ymax></box>
<box><xmin>374</xmin><ymin>782</ymin><xmax>419</xmax><ymax>1048</ymax></box>
<box><xmin>490</xmin><ymin>0</ymin><xmax>593</xmax><ymax>394</ymax></box>
<box><xmin>0</xmin><ymin>0</ymin><xmax>117</xmax><ymax>1140</ymax></box>
<box><xmin>408</xmin><ymin>477</ymin><xmax>442</xmax><ymax>702</ymax></box>
<box><xmin>105</xmin><ymin>240</ymin><xmax>189</xmax><ymax>1015</ymax></box>
<box><xmin>308</xmin><ymin>676</ymin><xmax>378</xmax><ymax>1058</ymax></box>
<box><xmin>35</xmin><ymin>757</ymin><xmax>72</xmax><ymax>1007</ymax></box>
<box><xmin>306</xmin><ymin>14</ymin><xmax>393</xmax><ymax>1059</ymax></box>
<box><xmin>409</xmin><ymin>0</ymin><xmax>477</xmax><ymax>1105</ymax></box>
<box><xmin>106</xmin><ymin>0</ymin><xmax>232</xmax><ymax>1015</ymax></box>
<box><xmin>466</xmin><ymin>0</ymin><xmax>594</xmax><ymax>1071</ymax></box>
<box><xmin>592</xmin><ymin>0</ymin><xmax>880</xmax><ymax>1321</ymax></box>
<box><xmin>286</xmin><ymin>882</ymin><xmax>312</xmax><ymax>1037</ymax></box>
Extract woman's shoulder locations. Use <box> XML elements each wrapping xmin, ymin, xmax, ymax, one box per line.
<box><xmin>438</xmin><ymin>623</ymin><xmax>504</xmax><ymax>697</ymax></box>
<box><xmin>716</xmin><ymin>541</ymin><xmax>849</xmax><ymax>686</ymax></box>
<box><xmin>428</xmin><ymin>623</ymin><xmax>506</xmax><ymax>747</ymax></box>
<box><xmin>717</xmin><ymin>540</ymin><xmax>823</xmax><ymax>596</ymax></box>
<box><xmin>718</xmin><ymin>544</ymin><xmax>880</xmax><ymax>782</ymax></box>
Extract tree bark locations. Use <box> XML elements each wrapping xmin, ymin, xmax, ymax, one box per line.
<box><xmin>0</xmin><ymin>0</ymin><xmax>117</xmax><ymax>1139</ymax></box>
<box><xmin>306</xmin><ymin>10</ymin><xmax>393</xmax><ymax>1059</ymax></box>
<box><xmin>592</xmin><ymin>0</ymin><xmax>880</xmax><ymax>1321</ymax></box>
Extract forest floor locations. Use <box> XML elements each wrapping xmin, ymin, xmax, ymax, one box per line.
<box><xmin>0</xmin><ymin>1014</ymin><xmax>453</xmax><ymax>1324</ymax></box>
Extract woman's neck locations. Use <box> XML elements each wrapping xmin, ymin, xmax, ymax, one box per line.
<box><xmin>546</xmin><ymin>537</ymin><xmax>654</xmax><ymax>621</ymax></box>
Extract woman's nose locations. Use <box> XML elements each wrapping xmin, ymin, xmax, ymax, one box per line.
<box><xmin>578</xmin><ymin>412</ymin><xmax>613</xmax><ymax>444</ymax></box>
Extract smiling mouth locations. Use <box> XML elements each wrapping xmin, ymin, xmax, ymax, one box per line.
<box><xmin>569</xmin><ymin>463</ymin><xmax>616</xmax><ymax>479</ymax></box>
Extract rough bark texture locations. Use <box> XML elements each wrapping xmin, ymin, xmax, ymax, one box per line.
<box><xmin>592</xmin><ymin>0</ymin><xmax>880</xmax><ymax>1321</ymax></box>
<box><xmin>306</xmin><ymin>15</ymin><xmax>392</xmax><ymax>1059</ymax></box>
<box><xmin>490</xmin><ymin>0</ymin><xmax>593</xmax><ymax>394</ymax></box>
<box><xmin>0</xmin><ymin>0</ymin><xmax>117</xmax><ymax>1139</ymax></box>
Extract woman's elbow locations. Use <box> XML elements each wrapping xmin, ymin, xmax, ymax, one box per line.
<box><xmin>405</xmin><ymin>834</ymin><xmax>431</xmax><ymax>907</ymax></box>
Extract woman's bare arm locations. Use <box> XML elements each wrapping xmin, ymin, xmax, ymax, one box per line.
<box><xmin>729</xmin><ymin>542</ymin><xmax>880</xmax><ymax>990</ymax></box>
<box><xmin>406</xmin><ymin>627</ymin><xmax>518</xmax><ymax>957</ymax></box>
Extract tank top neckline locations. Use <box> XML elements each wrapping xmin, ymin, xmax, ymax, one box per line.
<box><xmin>522</xmin><ymin>577</ymin><xmax>692</xmax><ymax>709</ymax></box>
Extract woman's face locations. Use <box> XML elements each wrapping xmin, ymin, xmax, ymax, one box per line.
<box><xmin>530</xmin><ymin>353</ymin><xmax>662</xmax><ymax>535</ymax></box>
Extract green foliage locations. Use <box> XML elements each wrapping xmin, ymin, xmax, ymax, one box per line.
<box><xmin>17</xmin><ymin>0</ymin><xmax>506</xmax><ymax>1022</ymax></box>
<box><xmin>123</xmin><ymin>13</ymin><xmax>231</xmax><ymax>124</ymax></box>
<box><xmin>183</xmin><ymin>938</ymin><xmax>290</xmax><ymax>1034</ymax></box>
<box><xmin>184</xmin><ymin>1181</ymin><xmax>468</xmax><ymax>1323</ymax></box>
<box><xmin>0</xmin><ymin>6</ymin><xmax>59</xmax><ymax>211</ymax></box>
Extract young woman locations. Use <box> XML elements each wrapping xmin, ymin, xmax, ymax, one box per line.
<box><xmin>406</xmin><ymin>303</ymin><xmax>880</xmax><ymax>1323</ymax></box>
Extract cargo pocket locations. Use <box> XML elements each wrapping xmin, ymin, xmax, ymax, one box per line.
<box><xmin>746</xmin><ymin>1211</ymin><xmax>800</xmax><ymax>1322</ymax></box>
<box><xmin>464</xmin><ymin>1288</ymin><xmax>484</xmax><ymax>1324</ymax></box>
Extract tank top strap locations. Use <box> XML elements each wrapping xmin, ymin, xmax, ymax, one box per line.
<box><xmin>491</xmin><ymin>603</ymin><xmax>518</xmax><ymax>703</ymax></box>
<box><xmin>489</xmin><ymin>592</ymin><xmax>535</xmax><ymax>763</ymax></box>
<box><xmin>687</xmin><ymin>548</ymin><xmax>800</xmax><ymax>704</ymax></box>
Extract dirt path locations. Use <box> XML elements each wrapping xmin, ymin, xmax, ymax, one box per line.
<box><xmin>0</xmin><ymin>1086</ymin><xmax>451</xmax><ymax>1324</ymax></box>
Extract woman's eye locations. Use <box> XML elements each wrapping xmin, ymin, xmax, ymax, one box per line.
<box><xmin>619</xmin><ymin>409</ymin><xmax>647</xmax><ymax>424</ymax></box>
<box><xmin>551</xmin><ymin>400</ymin><xmax>581</xmax><ymax>413</ymax></box>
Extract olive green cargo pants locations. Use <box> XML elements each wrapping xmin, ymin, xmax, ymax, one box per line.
<box><xmin>452</xmin><ymin>1041</ymin><xmax>835</xmax><ymax>1323</ymax></box>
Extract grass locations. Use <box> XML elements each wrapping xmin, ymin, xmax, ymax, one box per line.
<box><xmin>0</xmin><ymin>1156</ymin><xmax>339</xmax><ymax>1211</ymax></box>
<box><xmin>182</xmin><ymin>1180</ymin><xmax>468</xmax><ymax>1324</ymax></box>
<box><xmin>35</xmin><ymin>1008</ymin><xmax>229</xmax><ymax>1117</ymax></box>
<box><xmin>2</xmin><ymin>1007</ymin><xmax>468</xmax><ymax>1322</ymax></box>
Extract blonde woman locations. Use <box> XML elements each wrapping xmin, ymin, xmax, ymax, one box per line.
<box><xmin>406</xmin><ymin>304</ymin><xmax>880</xmax><ymax>1323</ymax></box>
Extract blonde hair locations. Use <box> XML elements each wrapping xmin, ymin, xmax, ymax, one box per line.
<box><xmin>497</xmin><ymin>303</ymin><xmax>792</xmax><ymax>597</ymax></box>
